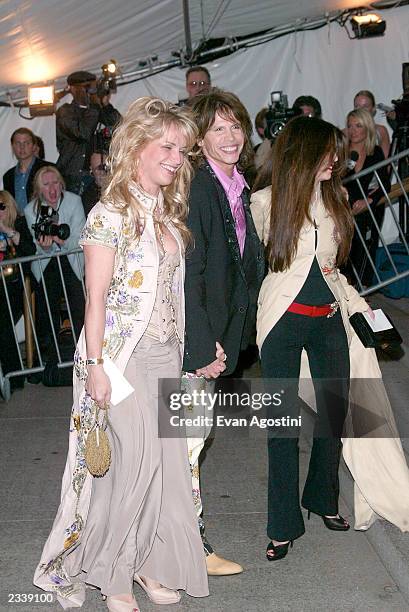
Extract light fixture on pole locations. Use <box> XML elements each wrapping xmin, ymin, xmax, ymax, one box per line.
<box><xmin>350</xmin><ymin>12</ymin><xmax>386</xmax><ymax>38</ymax></box>
<box><xmin>102</xmin><ymin>60</ymin><xmax>118</xmax><ymax>77</ymax></box>
<box><xmin>99</xmin><ymin>60</ymin><xmax>119</xmax><ymax>96</ymax></box>
<box><xmin>28</xmin><ymin>83</ymin><xmax>55</xmax><ymax>116</ymax></box>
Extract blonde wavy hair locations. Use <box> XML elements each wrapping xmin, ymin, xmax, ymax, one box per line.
<box><xmin>0</xmin><ymin>191</ymin><xmax>18</xmax><ymax>228</ymax></box>
<box><xmin>103</xmin><ymin>97</ymin><xmax>198</xmax><ymax>246</ymax></box>
<box><xmin>346</xmin><ymin>108</ymin><xmax>377</xmax><ymax>156</ymax></box>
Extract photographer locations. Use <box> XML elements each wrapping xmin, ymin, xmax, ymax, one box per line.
<box><xmin>24</xmin><ymin>166</ymin><xmax>85</xmax><ymax>361</ymax></box>
<box><xmin>56</xmin><ymin>70</ymin><xmax>120</xmax><ymax>195</ymax></box>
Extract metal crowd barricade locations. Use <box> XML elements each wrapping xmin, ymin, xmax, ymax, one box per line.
<box><xmin>0</xmin><ymin>248</ymin><xmax>85</xmax><ymax>401</ymax></box>
<box><xmin>342</xmin><ymin>147</ymin><xmax>409</xmax><ymax>296</ymax></box>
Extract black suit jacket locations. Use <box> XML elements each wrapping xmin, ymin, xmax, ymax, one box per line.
<box><xmin>183</xmin><ymin>162</ymin><xmax>264</xmax><ymax>375</ymax></box>
<box><xmin>3</xmin><ymin>158</ymin><xmax>54</xmax><ymax>204</ymax></box>
<box><xmin>345</xmin><ymin>145</ymin><xmax>390</xmax><ymax>207</ymax></box>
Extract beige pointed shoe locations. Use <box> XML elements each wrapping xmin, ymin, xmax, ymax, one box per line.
<box><xmin>206</xmin><ymin>552</ymin><xmax>243</xmax><ymax>576</ymax></box>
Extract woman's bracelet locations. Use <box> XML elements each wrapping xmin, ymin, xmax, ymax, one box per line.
<box><xmin>86</xmin><ymin>357</ymin><xmax>104</xmax><ymax>366</ymax></box>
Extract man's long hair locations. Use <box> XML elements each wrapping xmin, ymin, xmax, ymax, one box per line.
<box><xmin>189</xmin><ymin>89</ymin><xmax>254</xmax><ymax>173</ymax></box>
<box><xmin>266</xmin><ymin>116</ymin><xmax>353</xmax><ymax>272</ymax></box>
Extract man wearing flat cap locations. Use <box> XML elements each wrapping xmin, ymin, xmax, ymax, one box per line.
<box><xmin>56</xmin><ymin>70</ymin><xmax>121</xmax><ymax>195</ymax></box>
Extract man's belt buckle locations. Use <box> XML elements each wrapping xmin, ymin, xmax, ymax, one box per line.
<box><xmin>327</xmin><ymin>301</ymin><xmax>339</xmax><ymax>318</ymax></box>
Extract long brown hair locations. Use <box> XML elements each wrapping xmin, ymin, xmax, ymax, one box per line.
<box><xmin>189</xmin><ymin>89</ymin><xmax>254</xmax><ymax>173</ymax></box>
<box><xmin>266</xmin><ymin>116</ymin><xmax>353</xmax><ymax>272</ymax></box>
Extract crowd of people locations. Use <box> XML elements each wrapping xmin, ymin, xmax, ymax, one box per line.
<box><xmin>1</xmin><ymin>65</ymin><xmax>407</xmax><ymax>611</ymax></box>
<box><xmin>0</xmin><ymin>69</ymin><xmax>121</xmax><ymax>384</ymax></box>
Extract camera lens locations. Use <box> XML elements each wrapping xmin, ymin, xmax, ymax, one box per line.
<box><xmin>56</xmin><ymin>224</ymin><xmax>71</xmax><ymax>240</ymax></box>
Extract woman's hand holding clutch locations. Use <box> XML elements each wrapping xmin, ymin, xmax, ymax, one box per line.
<box><xmin>86</xmin><ymin>366</ymin><xmax>112</xmax><ymax>406</ymax></box>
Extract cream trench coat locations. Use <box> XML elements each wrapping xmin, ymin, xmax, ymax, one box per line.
<box><xmin>34</xmin><ymin>184</ymin><xmax>186</xmax><ymax>606</ymax></box>
<box><xmin>251</xmin><ymin>186</ymin><xmax>409</xmax><ymax>532</ymax></box>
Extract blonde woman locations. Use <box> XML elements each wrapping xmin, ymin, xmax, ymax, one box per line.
<box><xmin>353</xmin><ymin>90</ymin><xmax>390</xmax><ymax>159</ymax></box>
<box><xmin>24</xmin><ymin>166</ymin><xmax>86</xmax><ymax>359</ymax></box>
<box><xmin>33</xmin><ymin>98</ymin><xmax>208</xmax><ymax>611</ymax></box>
<box><xmin>0</xmin><ymin>190</ymin><xmax>35</xmax><ymax>391</ymax></box>
<box><xmin>345</xmin><ymin>108</ymin><xmax>390</xmax><ymax>285</ymax></box>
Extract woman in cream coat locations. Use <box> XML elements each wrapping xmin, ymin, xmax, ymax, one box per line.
<box><xmin>33</xmin><ymin>98</ymin><xmax>209</xmax><ymax>611</ymax></box>
<box><xmin>251</xmin><ymin>117</ymin><xmax>409</xmax><ymax>561</ymax></box>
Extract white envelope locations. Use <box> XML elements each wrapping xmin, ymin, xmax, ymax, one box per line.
<box><xmin>103</xmin><ymin>356</ymin><xmax>135</xmax><ymax>406</ymax></box>
<box><xmin>362</xmin><ymin>308</ymin><xmax>393</xmax><ymax>333</ymax></box>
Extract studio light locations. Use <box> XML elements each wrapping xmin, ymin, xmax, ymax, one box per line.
<box><xmin>102</xmin><ymin>59</ymin><xmax>118</xmax><ymax>76</ymax></box>
<box><xmin>98</xmin><ymin>60</ymin><xmax>119</xmax><ymax>96</ymax></box>
<box><xmin>28</xmin><ymin>83</ymin><xmax>55</xmax><ymax>116</ymax></box>
<box><xmin>351</xmin><ymin>12</ymin><xmax>386</xmax><ymax>38</ymax></box>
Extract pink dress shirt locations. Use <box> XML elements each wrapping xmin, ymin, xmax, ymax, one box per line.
<box><xmin>207</xmin><ymin>159</ymin><xmax>248</xmax><ymax>257</ymax></box>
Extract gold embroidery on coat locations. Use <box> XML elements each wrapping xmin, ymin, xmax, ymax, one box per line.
<box><xmin>63</xmin><ymin>532</ymin><xmax>79</xmax><ymax>549</ymax></box>
<box><xmin>73</xmin><ymin>416</ymin><xmax>81</xmax><ymax>431</ymax></box>
<box><xmin>128</xmin><ymin>270</ymin><xmax>143</xmax><ymax>288</ymax></box>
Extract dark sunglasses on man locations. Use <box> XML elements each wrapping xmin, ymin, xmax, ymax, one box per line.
<box><xmin>0</xmin><ymin>203</ymin><xmax>7</xmax><ymax>210</ymax></box>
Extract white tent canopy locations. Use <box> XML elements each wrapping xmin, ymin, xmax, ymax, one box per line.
<box><xmin>1</xmin><ymin>0</ymin><xmax>369</xmax><ymax>93</ymax></box>
<box><xmin>1</xmin><ymin>1</ymin><xmax>408</xmax><ymax>180</ymax></box>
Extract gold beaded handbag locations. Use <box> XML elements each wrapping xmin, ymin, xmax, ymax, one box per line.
<box><xmin>84</xmin><ymin>403</ymin><xmax>111</xmax><ymax>477</ymax></box>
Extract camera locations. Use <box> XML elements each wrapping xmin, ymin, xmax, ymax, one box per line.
<box><xmin>264</xmin><ymin>91</ymin><xmax>297</xmax><ymax>141</ymax></box>
<box><xmin>96</xmin><ymin>75</ymin><xmax>117</xmax><ymax>99</ymax></box>
<box><xmin>95</xmin><ymin>61</ymin><xmax>118</xmax><ymax>99</ymax></box>
<box><xmin>379</xmin><ymin>63</ymin><xmax>409</xmax><ymax>128</ymax></box>
<box><xmin>86</xmin><ymin>77</ymin><xmax>116</xmax><ymax>101</ymax></box>
<box><xmin>86</xmin><ymin>63</ymin><xmax>118</xmax><ymax>101</ymax></box>
<box><xmin>32</xmin><ymin>205</ymin><xmax>70</xmax><ymax>241</ymax></box>
<box><xmin>392</xmin><ymin>95</ymin><xmax>409</xmax><ymax>126</ymax></box>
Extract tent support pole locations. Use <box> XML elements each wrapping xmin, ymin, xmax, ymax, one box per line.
<box><xmin>182</xmin><ymin>0</ymin><xmax>193</xmax><ymax>61</ymax></box>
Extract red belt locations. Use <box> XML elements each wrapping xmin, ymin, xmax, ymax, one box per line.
<box><xmin>287</xmin><ymin>301</ymin><xmax>336</xmax><ymax>317</ymax></box>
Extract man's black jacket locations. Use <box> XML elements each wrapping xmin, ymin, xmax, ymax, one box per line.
<box><xmin>3</xmin><ymin>157</ymin><xmax>53</xmax><ymax>204</ymax></box>
<box><xmin>183</xmin><ymin>162</ymin><xmax>264</xmax><ymax>376</ymax></box>
<box><xmin>56</xmin><ymin>101</ymin><xmax>121</xmax><ymax>178</ymax></box>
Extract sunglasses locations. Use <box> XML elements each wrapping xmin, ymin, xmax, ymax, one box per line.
<box><xmin>0</xmin><ymin>203</ymin><xmax>6</xmax><ymax>210</ymax></box>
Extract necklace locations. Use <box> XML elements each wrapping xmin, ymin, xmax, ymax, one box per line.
<box><xmin>155</xmin><ymin>221</ymin><xmax>166</xmax><ymax>252</ymax></box>
<box><xmin>153</xmin><ymin>206</ymin><xmax>166</xmax><ymax>252</ymax></box>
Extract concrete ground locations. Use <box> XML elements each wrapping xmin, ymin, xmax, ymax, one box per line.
<box><xmin>0</xmin><ymin>294</ymin><xmax>408</xmax><ymax>612</ymax></box>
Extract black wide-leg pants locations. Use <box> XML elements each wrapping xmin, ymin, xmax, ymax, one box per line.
<box><xmin>260</xmin><ymin>310</ymin><xmax>350</xmax><ymax>542</ymax></box>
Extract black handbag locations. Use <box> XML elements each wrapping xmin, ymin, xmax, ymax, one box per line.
<box><xmin>349</xmin><ymin>311</ymin><xmax>402</xmax><ymax>349</ymax></box>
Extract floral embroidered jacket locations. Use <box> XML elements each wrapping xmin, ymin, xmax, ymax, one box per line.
<box><xmin>33</xmin><ymin>184</ymin><xmax>186</xmax><ymax>606</ymax></box>
<box><xmin>75</xmin><ymin>186</ymin><xmax>185</xmax><ymax>373</ymax></box>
